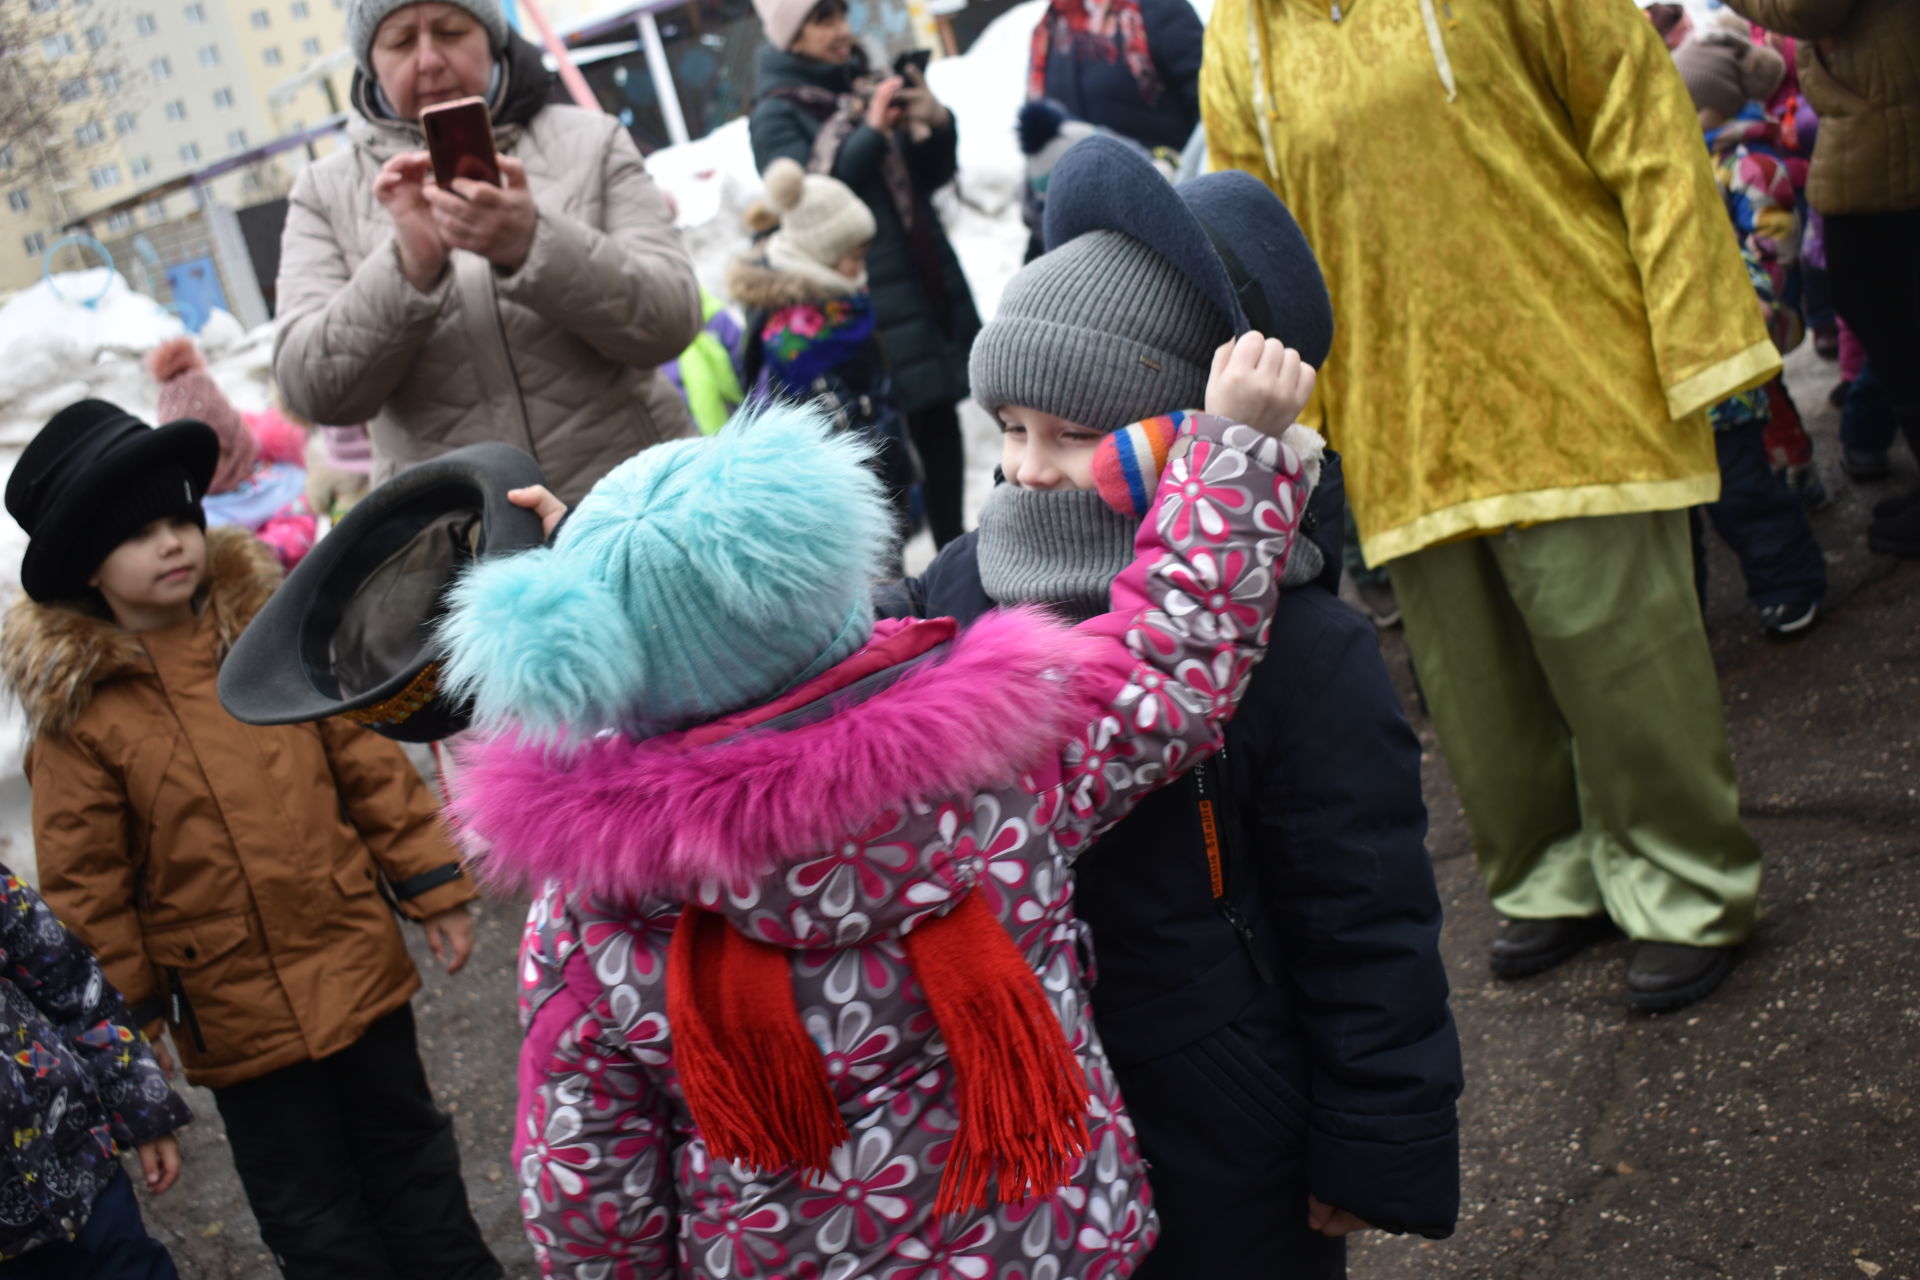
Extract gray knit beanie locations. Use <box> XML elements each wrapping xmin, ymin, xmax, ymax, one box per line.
<box><xmin>971</xmin><ymin>230</ymin><xmax>1227</xmax><ymax>431</ymax></box>
<box><xmin>349</xmin><ymin>0</ymin><xmax>510</xmax><ymax>76</ymax></box>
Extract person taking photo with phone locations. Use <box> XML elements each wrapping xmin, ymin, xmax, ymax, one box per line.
<box><xmin>749</xmin><ymin>0</ymin><xmax>982</xmax><ymax>549</ymax></box>
<box><xmin>274</xmin><ymin>0</ymin><xmax>703</xmax><ymax>506</ymax></box>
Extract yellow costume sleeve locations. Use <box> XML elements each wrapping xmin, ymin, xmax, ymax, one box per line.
<box><xmin>1527</xmin><ymin>0</ymin><xmax>1780</xmax><ymax>419</ymax></box>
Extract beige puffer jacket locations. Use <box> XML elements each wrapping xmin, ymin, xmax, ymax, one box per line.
<box><xmin>274</xmin><ymin>103</ymin><xmax>701</xmax><ymax>505</ymax></box>
<box><xmin>1724</xmin><ymin>0</ymin><xmax>1920</xmax><ymax>214</ymax></box>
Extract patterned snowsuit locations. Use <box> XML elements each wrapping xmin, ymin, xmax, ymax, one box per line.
<box><xmin>451</xmin><ymin>416</ymin><xmax>1316</xmax><ymax>1278</ymax></box>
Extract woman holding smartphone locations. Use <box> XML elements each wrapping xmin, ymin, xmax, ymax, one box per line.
<box><xmin>749</xmin><ymin>0</ymin><xmax>982</xmax><ymax>549</ymax></box>
<box><xmin>274</xmin><ymin>0</ymin><xmax>703</xmax><ymax>506</ymax></box>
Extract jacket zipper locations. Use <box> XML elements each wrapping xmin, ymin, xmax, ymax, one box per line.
<box><xmin>1194</xmin><ymin>753</ymin><xmax>1277</xmax><ymax>985</ymax></box>
<box><xmin>485</xmin><ymin>266</ymin><xmax>538</xmax><ymax>467</ymax></box>
<box><xmin>166</xmin><ymin>968</ymin><xmax>207</xmax><ymax>1053</ymax></box>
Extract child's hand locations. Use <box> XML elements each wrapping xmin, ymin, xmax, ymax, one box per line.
<box><xmin>1204</xmin><ymin>331</ymin><xmax>1316</xmax><ymax>439</ymax></box>
<box><xmin>508</xmin><ymin>485</ymin><xmax>568</xmax><ymax>539</ymax></box>
<box><xmin>139</xmin><ymin>1135</ymin><xmax>182</xmax><ymax>1196</ymax></box>
<box><xmin>423</xmin><ymin>905</ymin><xmax>476</xmax><ymax>975</ymax></box>
<box><xmin>1307</xmin><ymin>1195</ymin><xmax>1369</xmax><ymax>1238</ymax></box>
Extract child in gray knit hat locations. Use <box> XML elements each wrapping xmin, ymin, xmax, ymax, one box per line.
<box><xmin>879</xmin><ymin>146</ymin><xmax>1466</xmax><ymax>1273</ymax></box>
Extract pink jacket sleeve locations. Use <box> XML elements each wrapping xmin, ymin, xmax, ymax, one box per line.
<box><xmin>1038</xmin><ymin>413</ymin><xmax>1314</xmax><ymax>856</ymax></box>
<box><xmin>516</xmin><ymin>943</ymin><xmax>677</xmax><ymax>1278</ymax></box>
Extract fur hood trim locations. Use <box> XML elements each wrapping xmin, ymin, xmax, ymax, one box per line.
<box><xmin>727</xmin><ymin>252</ymin><xmax>843</xmax><ymax>311</ymax></box>
<box><xmin>0</xmin><ymin>527</ymin><xmax>282</xmax><ymax>740</ymax></box>
<box><xmin>451</xmin><ymin>607</ymin><xmax>1115</xmax><ymax>900</ymax></box>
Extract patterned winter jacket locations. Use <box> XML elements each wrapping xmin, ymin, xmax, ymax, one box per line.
<box><xmin>0</xmin><ymin>867</ymin><xmax>190</xmax><ymax>1260</ymax></box>
<box><xmin>452</xmin><ymin>415</ymin><xmax>1317</xmax><ymax>1279</ymax></box>
<box><xmin>1706</xmin><ymin>106</ymin><xmax>1805</xmax><ymax>355</ymax></box>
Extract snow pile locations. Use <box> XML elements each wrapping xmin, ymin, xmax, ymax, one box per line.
<box><xmin>0</xmin><ymin>271</ymin><xmax>190</xmax><ymax>432</ymax></box>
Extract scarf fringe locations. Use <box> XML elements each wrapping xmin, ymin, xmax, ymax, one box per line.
<box><xmin>905</xmin><ymin>892</ymin><xmax>1091</xmax><ymax>1216</ymax></box>
<box><xmin>667</xmin><ymin>907</ymin><xmax>849</xmax><ymax>1177</ymax></box>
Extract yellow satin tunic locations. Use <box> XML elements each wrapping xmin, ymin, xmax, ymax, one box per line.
<box><xmin>1201</xmin><ymin>0</ymin><xmax>1781</xmax><ymax>565</ymax></box>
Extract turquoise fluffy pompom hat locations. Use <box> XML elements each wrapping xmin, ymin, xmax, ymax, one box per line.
<box><xmin>435</xmin><ymin>402</ymin><xmax>894</xmax><ymax>740</ymax></box>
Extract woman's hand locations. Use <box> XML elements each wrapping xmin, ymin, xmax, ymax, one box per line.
<box><xmin>374</xmin><ymin>151</ymin><xmax>450</xmax><ymax>293</ymax></box>
<box><xmin>425</xmin><ymin>155</ymin><xmax>539</xmax><ymax>272</ymax></box>
<box><xmin>866</xmin><ymin>75</ymin><xmax>905</xmax><ymax>132</ymax></box>
<box><xmin>139</xmin><ymin>1135</ymin><xmax>183</xmax><ymax>1196</ymax></box>
<box><xmin>893</xmin><ymin>65</ymin><xmax>949</xmax><ymax>132</ymax></box>
<box><xmin>1205</xmin><ymin>332</ymin><xmax>1317</xmax><ymax>438</ymax></box>
<box><xmin>508</xmin><ymin>484</ymin><xmax>569</xmax><ymax>539</ymax></box>
<box><xmin>422</xmin><ymin>904</ymin><xmax>476</xmax><ymax>975</ymax></box>
<box><xmin>1307</xmin><ymin>1195</ymin><xmax>1370</xmax><ymax>1238</ymax></box>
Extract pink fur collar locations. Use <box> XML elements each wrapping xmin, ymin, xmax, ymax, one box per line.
<box><xmin>451</xmin><ymin>608</ymin><xmax>1115</xmax><ymax>900</ymax></box>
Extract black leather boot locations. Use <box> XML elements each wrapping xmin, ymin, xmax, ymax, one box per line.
<box><xmin>1489</xmin><ymin>915</ymin><xmax>1614</xmax><ymax>979</ymax></box>
<box><xmin>1626</xmin><ymin>943</ymin><xmax>1739</xmax><ymax>1012</ymax></box>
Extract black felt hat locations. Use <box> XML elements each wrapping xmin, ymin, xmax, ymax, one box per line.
<box><xmin>7</xmin><ymin>399</ymin><xmax>221</xmax><ymax>603</ymax></box>
<box><xmin>1043</xmin><ymin>135</ymin><xmax>1334</xmax><ymax>368</ymax></box>
<box><xmin>218</xmin><ymin>443</ymin><xmax>546</xmax><ymax>742</ymax></box>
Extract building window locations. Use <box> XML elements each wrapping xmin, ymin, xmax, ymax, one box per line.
<box><xmin>74</xmin><ymin>120</ymin><xmax>106</xmax><ymax>145</ymax></box>
<box><xmin>30</xmin><ymin>0</ymin><xmax>61</xmax><ymax>14</ymax></box>
<box><xmin>292</xmin><ymin>0</ymin><xmax>310</xmax><ymax>15</ymax></box>
<box><xmin>106</xmin><ymin>209</ymin><xmax>136</xmax><ymax>232</ymax></box>
<box><xmin>198</xmin><ymin>44</ymin><xmax>220</xmax><ymax>66</ymax></box>
<box><xmin>301</xmin><ymin>35</ymin><xmax>322</xmax><ymax>56</ymax></box>
<box><xmin>85</xmin><ymin>25</ymin><xmax>109</xmax><ymax>49</ymax></box>
<box><xmin>89</xmin><ymin>164</ymin><xmax>121</xmax><ymax>190</ymax></box>
<box><xmin>213</xmin><ymin>87</ymin><xmax>233</xmax><ymax>108</ymax></box>
<box><xmin>6</xmin><ymin>190</ymin><xmax>28</xmax><ymax>214</ymax></box>
<box><xmin>114</xmin><ymin>111</ymin><xmax>137</xmax><ymax>135</ymax></box>
<box><xmin>24</xmin><ymin>232</ymin><xmax>48</xmax><ymax>257</ymax></box>
<box><xmin>164</xmin><ymin>100</ymin><xmax>186</xmax><ymax>121</ymax></box>
<box><xmin>252</xmin><ymin>8</ymin><xmax>270</xmax><ymax>26</ymax></box>
<box><xmin>42</xmin><ymin>33</ymin><xmax>76</xmax><ymax>59</ymax></box>
<box><xmin>185</xmin><ymin>2</ymin><xmax>204</xmax><ymax>21</ymax></box>
<box><xmin>60</xmin><ymin>77</ymin><xmax>90</xmax><ymax>103</ymax></box>
<box><xmin>135</xmin><ymin>13</ymin><xmax>157</xmax><ymax>35</ymax></box>
<box><xmin>150</xmin><ymin>56</ymin><xmax>172</xmax><ymax>80</ymax></box>
<box><xmin>180</xmin><ymin>141</ymin><xmax>201</xmax><ymax>164</ymax></box>
<box><xmin>0</xmin><ymin>146</ymin><xmax>12</xmax><ymax>171</ymax></box>
<box><xmin>227</xmin><ymin>129</ymin><xmax>248</xmax><ymax>152</ymax></box>
<box><xmin>131</xmin><ymin>155</ymin><xmax>152</xmax><ymax>177</ymax></box>
<box><xmin>263</xmin><ymin>45</ymin><xmax>282</xmax><ymax>66</ymax></box>
<box><xmin>99</xmin><ymin>69</ymin><xmax>122</xmax><ymax>93</ymax></box>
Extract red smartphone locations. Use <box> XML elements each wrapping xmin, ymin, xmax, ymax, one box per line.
<box><xmin>420</xmin><ymin>96</ymin><xmax>501</xmax><ymax>192</ymax></box>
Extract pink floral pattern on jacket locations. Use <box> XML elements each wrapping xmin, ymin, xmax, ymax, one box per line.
<box><xmin>458</xmin><ymin>416</ymin><xmax>1315</xmax><ymax>1279</ymax></box>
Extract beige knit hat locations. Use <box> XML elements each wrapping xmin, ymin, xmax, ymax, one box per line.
<box><xmin>752</xmin><ymin>0</ymin><xmax>817</xmax><ymax>52</ymax></box>
<box><xmin>762</xmin><ymin>158</ymin><xmax>877</xmax><ymax>294</ymax></box>
<box><xmin>1673</xmin><ymin>27</ymin><xmax>1785</xmax><ymax>122</ymax></box>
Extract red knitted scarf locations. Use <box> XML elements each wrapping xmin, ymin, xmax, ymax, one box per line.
<box><xmin>667</xmin><ymin>888</ymin><xmax>1090</xmax><ymax>1215</ymax></box>
<box><xmin>1028</xmin><ymin>0</ymin><xmax>1164</xmax><ymax>107</ymax></box>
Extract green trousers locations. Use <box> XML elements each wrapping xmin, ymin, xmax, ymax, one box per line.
<box><xmin>1391</xmin><ymin>509</ymin><xmax>1761</xmax><ymax>947</ymax></box>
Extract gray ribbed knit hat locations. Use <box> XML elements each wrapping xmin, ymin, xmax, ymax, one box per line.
<box><xmin>971</xmin><ymin>230</ymin><xmax>1228</xmax><ymax>430</ymax></box>
<box><xmin>349</xmin><ymin>0</ymin><xmax>509</xmax><ymax>77</ymax></box>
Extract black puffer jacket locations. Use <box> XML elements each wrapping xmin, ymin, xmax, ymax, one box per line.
<box><xmin>1032</xmin><ymin>0</ymin><xmax>1204</xmax><ymax>153</ymax></box>
<box><xmin>748</xmin><ymin>46</ymin><xmax>981</xmax><ymax>417</ymax></box>
<box><xmin>880</xmin><ymin>458</ymin><xmax>1462</xmax><ymax>1273</ymax></box>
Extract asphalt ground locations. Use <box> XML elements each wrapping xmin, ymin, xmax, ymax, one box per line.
<box><xmin>141</xmin><ymin>341</ymin><xmax>1918</xmax><ymax>1278</ymax></box>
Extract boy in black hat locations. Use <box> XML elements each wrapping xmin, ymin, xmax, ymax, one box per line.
<box><xmin>1</xmin><ymin>400</ymin><xmax>501</xmax><ymax>1280</ymax></box>
<box><xmin>880</xmin><ymin>137</ymin><xmax>1462</xmax><ymax>1275</ymax></box>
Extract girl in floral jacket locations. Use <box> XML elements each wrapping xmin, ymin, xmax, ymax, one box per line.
<box><xmin>0</xmin><ymin>865</ymin><xmax>190</xmax><ymax>1277</ymax></box>
<box><xmin>436</xmin><ymin>327</ymin><xmax>1318</xmax><ymax>1278</ymax></box>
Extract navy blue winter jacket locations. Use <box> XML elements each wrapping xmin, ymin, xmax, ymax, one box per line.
<box><xmin>0</xmin><ymin>865</ymin><xmax>190</xmax><ymax>1259</ymax></box>
<box><xmin>880</xmin><ymin>458</ymin><xmax>1462</xmax><ymax>1263</ymax></box>
<box><xmin>1031</xmin><ymin>0</ymin><xmax>1205</xmax><ymax>153</ymax></box>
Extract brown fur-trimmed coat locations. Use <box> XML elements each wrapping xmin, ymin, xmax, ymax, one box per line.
<box><xmin>0</xmin><ymin>527</ymin><xmax>477</xmax><ymax>1088</ymax></box>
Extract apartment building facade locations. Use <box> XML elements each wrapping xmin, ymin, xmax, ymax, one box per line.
<box><xmin>1</xmin><ymin>0</ymin><xmax>354</xmax><ymax>292</ymax></box>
